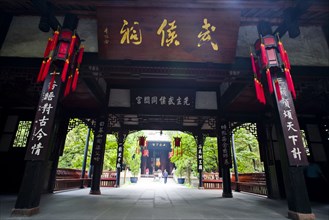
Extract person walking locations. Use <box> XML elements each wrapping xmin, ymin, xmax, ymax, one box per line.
<box><xmin>163</xmin><ymin>169</ymin><xmax>168</xmax><ymax>184</ymax></box>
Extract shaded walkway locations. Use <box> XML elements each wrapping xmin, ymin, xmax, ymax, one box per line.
<box><xmin>1</xmin><ymin>178</ymin><xmax>328</xmax><ymax>220</ymax></box>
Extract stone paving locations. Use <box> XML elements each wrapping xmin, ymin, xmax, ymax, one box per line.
<box><xmin>1</xmin><ymin>178</ymin><xmax>328</xmax><ymax>220</ymax></box>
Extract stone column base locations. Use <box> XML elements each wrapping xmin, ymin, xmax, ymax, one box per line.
<box><xmin>288</xmin><ymin>210</ymin><xmax>315</xmax><ymax>220</ymax></box>
<box><xmin>11</xmin><ymin>207</ymin><xmax>39</xmax><ymax>216</ymax></box>
<box><xmin>89</xmin><ymin>189</ymin><xmax>101</xmax><ymax>195</ymax></box>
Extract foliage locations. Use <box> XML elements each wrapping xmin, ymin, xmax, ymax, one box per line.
<box><xmin>169</xmin><ymin>132</ymin><xmax>197</xmax><ymax>184</ymax></box>
<box><xmin>124</xmin><ymin>131</ymin><xmax>144</xmax><ymax>176</ymax></box>
<box><xmin>103</xmin><ymin>134</ymin><xmax>118</xmax><ymax>170</ymax></box>
<box><xmin>58</xmin><ymin>120</ymin><xmax>118</xmax><ymax>171</ymax></box>
<box><xmin>203</xmin><ymin>137</ymin><xmax>218</xmax><ymax>172</ymax></box>
<box><xmin>58</xmin><ymin>123</ymin><xmax>93</xmax><ymax>169</ymax></box>
<box><xmin>233</xmin><ymin>125</ymin><xmax>263</xmax><ymax>173</ymax></box>
<box><xmin>58</xmin><ymin>121</ymin><xmax>262</xmax><ymax>178</ymax></box>
<box><xmin>168</xmin><ymin>124</ymin><xmax>263</xmax><ymax>179</ymax></box>
<box><xmin>129</xmin><ymin>153</ymin><xmax>141</xmax><ymax>176</ymax></box>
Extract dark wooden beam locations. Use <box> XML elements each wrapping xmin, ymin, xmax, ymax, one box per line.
<box><xmin>81</xmin><ymin>76</ymin><xmax>107</xmax><ymax>108</ymax></box>
<box><xmin>0</xmin><ymin>12</ymin><xmax>12</xmax><ymax>50</ymax></box>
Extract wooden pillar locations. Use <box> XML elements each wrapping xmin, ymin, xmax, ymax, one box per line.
<box><xmin>12</xmin><ymin>75</ymin><xmax>64</xmax><ymax>216</ymax></box>
<box><xmin>272</xmin><ymin>76</ymin><xmax>314</xmax><ymax>219</ymax></box>
<box><xmin>217</xmin><ymin>119</ymin><xmax>233</xmax><ymax>198</ymax></box>
<box><xmin>89</xmin><ymin>115</ymin><xmax>108</xmax><ymax>195</ymax></box>
<box><xmin>231</xmin><ymin>133</ymin><xmax>239</xmax><ymax>192</ymax></box>
<box><xmin>256</xmin><ymin>121</ymin><xmax>276</xmax><ymax>198</ymax></box>
<box><xmin>80</xmin><ymin>127</ymin><xmax>91</xmax><ymax>188</ymax></box>
<box><xmin>47</xmin><ymin>117</ymin><xmax>70</xmax><ymax>193</ymax></box>
<box><xmin>141</xmin><ymin>155</ymin><xmax>147</xmax><ymax>174</ymax></box>
<box><xmin>115</xmin><ymin>130</ymin><xmax>125</xmax><ymax>187</ymax></box>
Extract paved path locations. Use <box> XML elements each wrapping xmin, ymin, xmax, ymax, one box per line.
<box><xmin>1</xmin><ymin>178</ymin><xmax>328</xmax><ymax>220</ymax></box>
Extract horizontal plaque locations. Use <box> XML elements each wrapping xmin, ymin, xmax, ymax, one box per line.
<box><xmin>131</xmin><ymin>88</ymin><xmax>195</xmax><ymax>114</ymax></box>
<box><xmin>97</xmin><ymin>7</ymin><xmax>240</xmax><ymax>63</ymax></box>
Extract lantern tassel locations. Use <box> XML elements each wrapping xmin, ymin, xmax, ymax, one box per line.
<box><xmin>61</xmin><ymin>59</ymin><xmax>69</xmax><ymax>82</ymax></box>
<box><xmin>284</xmin><ymin>51</ymin><xmax>291</xmax><ymax>69</ymax></box>
<box><xmin>77</xmin><ymin>46</ymin><xmax>84</xmax><ymax>64</ymax></box>
<box><xmin>64</xmin><ymin>75</ymin><xmax>72</xmax><ymax>97</ymax></box>
<box><xmin>51</xmin><ymin>30</ymin><xmax>60</xmax><ymax>50</ymax></box>
<box><xmin>42</xmin><ymin>58</ymin><xmax>52</xmax><ymax>81</ymax></box>
<box><xmin>275</xmin><ymin>80</ymin><xmax>282</xmax><ymax>101</ymax></box>
<box><xmin>266</xmin><ymin>69</ymin><xmax>274</xmax><ymax>94</ymax></box>
<box><xmin>277</xmin><ymin>41</ymin><xmax>287</xmax><ymax>67</ymax></box>
<box><xmin>250</xmin><ymin>52</ymin><xmax>256</xmax><ymax>74</ymax></box>
<box><xmin>44</xmin><ymin>38</ymin><xmax>52</xmax><ymax>58</ymax></box>
<box><xmin>254</xmin><ymin>78</ymin><xmax>261</xmax><ymax>102</ymax></box>
<box><xmin>284</xmin><ymin>68</ymin><xmax>293</xmax><ymax>91</ymax></box>
<box><xmin>260</xmin><ymin>43</ymin><xmax>268</xmax><ymax>68</ymax></box>
<box><xmin>72</xmin><ymin>68</ymin><xmax>79</xmax><ymax>91</ymax></box>
<box><xmin>68</xmin><ymin>35</ymin><xmax>77</xmax><ymax>56</ymax></box>
<box><xmin>259</xmin><ymin>82</ymin><xmax>266</xmax><ymax>104</ymax></box>
<box><xmin>37</xmin><ymin>61</ymin><xmax>46</xmax><ymax>82</ymax></box>
<box><xmin>285</xmin><ymin>68</ymin><xmax>296</xmax><ymax>99</ymax></box>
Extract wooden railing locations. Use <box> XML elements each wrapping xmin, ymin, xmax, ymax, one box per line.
<box><xmin>100</xmin><ymin>171</ymin><xmax>116</xmax><ymax>187</ymax></box>
<box><xmin>202</xmin><ymin>172</ymin><xmax>222</xmax><ymax>189</ymax></box>
<box><xmin>54</xmin><ymin>168</ymin><xmax>90</xmax><ymax>191</ymax></box>
<box><xmin>54</xmin><ymin>169</ymin><xmax>117</xmax><ymax>191</ymax></box>
<box><xmin>202</xmin><ymin>172</ymin><xmax>267</xmax><ymax>196</ymax></box>
<box><xmin>232</xmin><ymin>173</ymin><xmax>267</xmax><ymax>196</ymax></box>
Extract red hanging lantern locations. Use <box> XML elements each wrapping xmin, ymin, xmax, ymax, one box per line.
<box><xmin>174</xmin><ymin>137</ymin><xmax>181</xmax><ymax>147</ymax></box>
<box><xmin>142</xmin><ymin>149</ymin><xmax>149</xmax><ymax>157</ymax></box>
<box><xmin>36</xmin><ymin>28</ymin><xmax>83</xmax><ymax>98</ymax></box>
<box><xmin>139</xmin><ymin>136</ymin><xmax>146</xmax><ymax>146</ymax></box>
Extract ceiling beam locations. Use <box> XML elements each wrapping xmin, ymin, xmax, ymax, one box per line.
<box><xmin>81</xmin><ymin>77</ymin><xmax>107</xmax><ymax>108</ymax></box>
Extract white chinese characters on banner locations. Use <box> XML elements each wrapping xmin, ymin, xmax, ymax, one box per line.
<box><xmin>117</xmin><ymin>144</ymin><xmax>123</xmax><ymax>169</ymax></box>
<box><xmin>277</xmin><ymin>77</ymin><xmax>308</xmax><ymax>166</ymax></box>
<box><xmin>220</xmin><ymin>122</ymin><xmax>232</xmax><ymax>167</ymax></box>
<box><xmin>30</xmin><ymin>82</ymin><xmax>57</xmax><ymax>156</ymax></box>
<box><xmin>92</xmin><ymin>120</ymin><xmax>106</xmax><ymax>164</ymax></box>
<box><xmin>197</xmin><ymin>144</ymin><xmax>203</xmax><ymax>171</ymax></box>
<box><xmin>135</xmin><ymin>95</ymin><xmax>191</xmax><ymax>106</ymax></box>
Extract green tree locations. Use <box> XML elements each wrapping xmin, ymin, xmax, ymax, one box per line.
<box><xmin>103</xmin><ymin>134</ymin><xmax>118</xmax><ymax>171</ymax></box>
<box><xmin>203</xmin><ymin>137</ymin><xmax>218</xmax><ymax>172</ymax></box>
<box><xmin>124</xmin><ymin>131</ymin><xmax>144</xmax><ymax>174</ymax></box>
<box><xmin>58</xmin><ymin>120</ymin><xmax>118</xmax><ymax>171</ymax></box>
<box><xmin>170</xmin><ymin>132</ymin><xmax>197</xmax><ymax>184</ymax></box>
<box><xmin>58</xmin><ymin>122</ymin><xmax>93</xmax><ymax>169</ymax></box>
<box><xmin>233</xmin><ymin>125</ymin><xmax>263</xmax><ymax>173</ymax></box>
